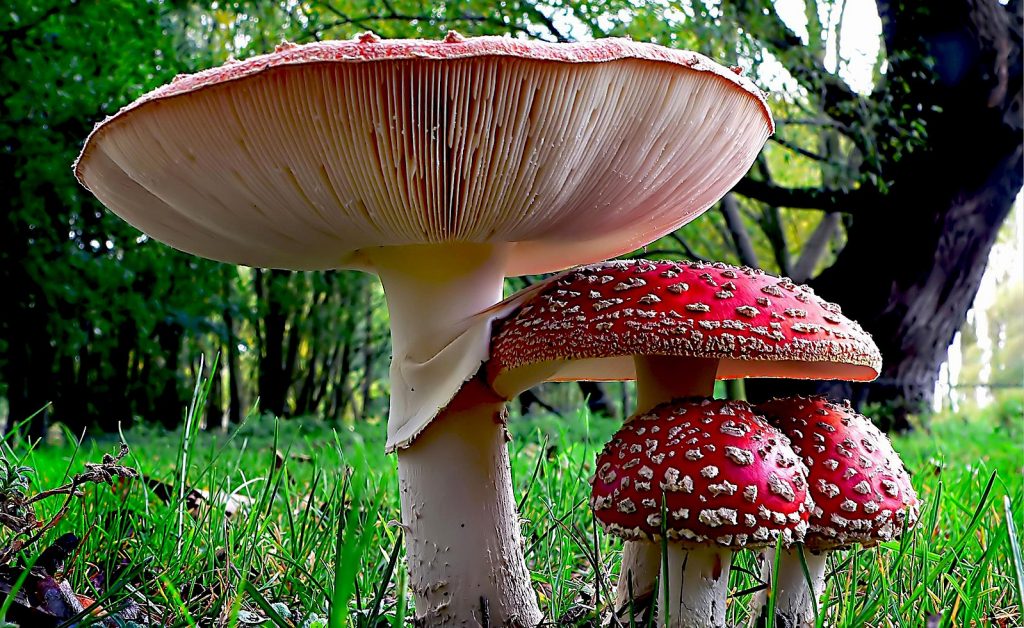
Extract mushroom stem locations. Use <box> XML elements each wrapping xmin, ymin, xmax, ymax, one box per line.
<box><xmin>616</xmin><ymin>356</ymin><xmax>719</xmax><ymax>622</ymax></box>
<box><xmin>633</xmin><ymin>355</ymin><xmax>719</xmax><ymax>413</ymax></box>
<box><xmin>397</xmin><ymin>378</ymin><xmax>542</xmax><ymax>627</ymax></box>
<box><xmin>615</xmin><ymin>540</ymin><xmax>661</xmax><ymax>617</ymax></box>
<box><xmin>751</xmin><ymin>547</ymin><xmax>827</xmax><ymax>628</ymax></box>
<box><xmin>369</xmin><ymin>242</ymin><xmax>510</xmax><ymax>450</ymax></box>
<box><xmin>370</xmin><ymin>243</ymin><xmax>541</xmax><ymax>624</ymax></box>
<box><xmin>660</xmin><ymin>544</ymin><xmax>732</xmax><ymax>628</ymax></box>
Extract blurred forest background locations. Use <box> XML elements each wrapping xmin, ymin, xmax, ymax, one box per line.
<box><xmin>1</xmin><ymin>0</ymin><xmax>1021</xmax><ymax>437</ymax></box>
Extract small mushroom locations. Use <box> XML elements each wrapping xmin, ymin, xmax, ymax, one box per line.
<box><xmin>750</xmin><ymin>396</ymin><xmax>920</xmax><ymax>627</ymax></box>
<box><xmin>488</xmin><ymin>259</ymin><xmax>881</xmax><ymax>613</ymax></box>
<box><xmin>590</xmin><ymin>399</ymin><xmax>812</xmax><ymax>628</ymax></box>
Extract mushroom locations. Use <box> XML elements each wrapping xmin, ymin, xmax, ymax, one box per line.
<box><xmin>74</xmin><ymin>35</ymin><xmax>774</xmax><ymax>625</ymax></box>
<box><xmin>487</xmin><ymin>258</ymin><xmax>881</xmax><ymax>615</ymax></box>
<box><xmin>590</xmin><ymin>398</ymin><xmax>812</xmax><ymax>628</ymax></box>
<box><xmin>750</xmin><ymin>396</ymin><xmax>920</xmax><ymax>627</ymax></box>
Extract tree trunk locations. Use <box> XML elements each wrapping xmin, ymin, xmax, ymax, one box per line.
<box><xmin>223</xmin><ymin>307</ymin><xmax>243</xmax><ymax>424</ymax></box>
<box><xmin>750</xmin><ymin>1</ymin><xmax>1023</xmax><ymax>429</ymax></box>
<box><xmin>578</xmin><ymin>381</ymin><xmax>614</xmax><ymax>417</ymax></box>
<box><xmin>357</xmin><ymin>282</ymin><xmax>377</xmax><ymax>421</ymax></box>
<box><xmin>256</xmin><ymin>268</ymin><xmax>290</xmax><ymax>418</ymax></box>
<box><xmin>155</xmin><ymin>320</ymin><xmax>185</xmax><ymax>429</ymax></box>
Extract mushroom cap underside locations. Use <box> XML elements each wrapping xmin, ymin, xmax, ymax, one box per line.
<box><xmin>75</xmin><ymin>35</ymin><xmax>772</xmax><ymax>274</ymax></box>
<box><xmin>489</xmin><ymin>259</ymin><xmax>882</xmax><ymax>396</ymax></box>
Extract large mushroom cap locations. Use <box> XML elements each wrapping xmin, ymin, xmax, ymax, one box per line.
<box><xmin>74</xmin><ymin>34</ymin><xmax>772</xmax><ymax>274</ymax></box>
<box><xmin>489</xmin><ymin>259</ymin><xmax>881</xmax><ymax>397</ymax></box>
<box><xmin>590</xmin><ymin>398</ymin><xmax>811</xmax><ymax>548</ymax></box>
<box><xmin>757</xmin><ymin>396</ymin><xmax>920</xmax><ymax>549</ymax></box>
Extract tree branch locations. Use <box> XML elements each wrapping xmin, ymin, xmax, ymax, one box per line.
<box><xmin>520</xmin><ymin>4</ymin><xmax>570</xmax><ymax>42</ymax></box>
<box><xmin>733</xmin><ymin>177</ymin><xmax>879</xmax><ymax>213</ymax></box>
<box><xmin>770</xmin><ymin>135</ymin><xmax>841</xmax><ymax>165</ymax></box>
<box><xmin>732</xmin><ymin>0</ymin><xmax>864</xmax><ymax>126</ymax></box>
<box><xmin>791</xmin><ymin>212</ymin><xmax>841</xmax><ymax>282</ymax></box>
<box><xmin>309</xmin><ymin>3</ymin><xmax>535</xmax><ymax>40</ymax></box>
<box><xmin>719</xmin><ymin>194</ymin><xmax>759</xmax><ymax>267</ymax></box>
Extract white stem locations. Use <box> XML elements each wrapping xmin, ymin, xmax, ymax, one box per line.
<box><xmin>633</xmin><ymin>355</ymin><xmax>718</xmax><ymax>414</ymax></box>
<box><xmin>660</xmin><ymin>544</ymin><xmax>732</xmax><ymax>628</ymax></box>
<box><xmin>398</xmin><ymin>379</ymin><xmax>542</xmax><ymax>627</ymax></box>
<box><xmin>369</xmin><ymin>243</ymin><xmax>507</xmax><ymax>361</ymax></box>
<box><xmin>616</xmin><ymin>356</ymin><xmax>719</xmax><ymax>622</ymax></box>
<box><xmin>750</xmin><ymin>548</ymin><xmax>828</xmax><ymax>628</ymax></box>
<box><xmin>368</xmin><ymin>242</ymin><xmax>511</xmax><ymax>450</ymax></box>
<box><xmin>368</xmin><ymin>244</ymin><xmax>540</xmax><ymax>624</ymax></box>
<box><xmin>615</xmin><ymin>539</ymin><xmax>661</xmax><ymax>619</ymax></box>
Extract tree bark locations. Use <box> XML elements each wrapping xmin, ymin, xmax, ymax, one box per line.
<box><xmin>720</xmin><ymin>193</ymin><xmax>760</xmax><ymax>268</ymax></box>
<box><xmin>819</xmin><ymin>1</ymin><xmax>1021</xmax><ymax>426</ymax></box>
<box><xmin>256</xmin><ymin>268</ymin><xmax>292</xmax><ymax>418</ymax></box>
<box><xmin>578</xmin><ymin>381</ymin><xmax>614</xmax><ymax>417</ymax></box>
<box><xmin>749</xmin><ymin>1</ymin><xmax>1023</xmax><ymax>429</ymax></box>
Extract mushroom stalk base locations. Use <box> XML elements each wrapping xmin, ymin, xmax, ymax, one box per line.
<box><xmin>397</xmin><ymin>379</ymin><xmax>541</xmax><ymax>627</ymax></box>
<box><xmin>751</xmin><ymin>548</ymin><xmax>827</xmax><ymax>628</ymax></box>
<box><xmin>614</xmin><ymin>540</ymin><xmax>660</xmax><ymax>620</ymax></box>
<box><xmin>617</xmin><ymin>356</ymin><xmax>719</xmax><ymax>622</ymax></box>
<box><xmin>660</xmin><ymin>545</ymin><xmax>731</xmax><ymax>628</ymax></box>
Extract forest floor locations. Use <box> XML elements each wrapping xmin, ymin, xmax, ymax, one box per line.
<box><xmin>0</xmin><ymin>390</ymin><xmax>1021</xmax><ymax>627</ymax></box>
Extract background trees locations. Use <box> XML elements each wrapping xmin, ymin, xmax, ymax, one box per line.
<box><xmin>1</xmin><ymin>0</ymin><xmax>1020</xmax><ymax>435</ymax></box>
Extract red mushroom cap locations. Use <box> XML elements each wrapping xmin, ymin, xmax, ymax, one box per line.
<box><xmin>757</xmin><ymin>396</ymin><xmax>920</xmax><ymax>549</ymax></box>
<box><xmin>590</xmin><ymin>398</ymin><xmax>812</xmax><ymax>549</ymax></box>
<box><xmin>489</xmin><ymin>259</ymin><xmax>881</xmax><ymax>397</ymax></box>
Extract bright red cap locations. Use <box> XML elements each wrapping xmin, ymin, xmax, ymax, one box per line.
<box><xmin>590</xmin><ymin>398</ymin><xmax>812</xmax><ymax>548</ymax></box>
<box><xmin>489</xmin><ymin>259</ymin><xmax>881</xmax><ymax>396</ymax></box>
<box><xmin>757</xmin><ymin>396</ymin><xmax>920</xmax><ymax>549</ymax></box>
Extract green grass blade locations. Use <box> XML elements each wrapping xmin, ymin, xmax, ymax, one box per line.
<box><xmin>367</xmin><ymin>529</ymin><xmax>404</xmax><ymax>625</ymax></box>
<box><xmin>242</xmin><ymin>581</ymin><xmax>291</xmax><ymax>628</ymax></box>
<box><xmin>1005</xmin><ymin>494</ymin><xmax>1024</xmax><ymax>614</ymax></box>
<box><xmin>766</xmin><ymin>536</ymin><xmax>783</xmax><ymax>628</ymax></box>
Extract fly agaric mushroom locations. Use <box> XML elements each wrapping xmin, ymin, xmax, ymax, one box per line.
<box><xmin>750</xmin><ymin>396</ymin><xmax>920</xmax><ymax>627</ymax></box>
<box><xmin>74</xmin><ymin>34</ymin><xmax>774</xmax><ymax>625</ymax></box>
<box><xmin>591</xmin><ymin>398</ymin><xmax>811</xmax><ymax>628</ymax></box>
<box><xmin>487</xmin><ymin>258</ymin><xmax>881</xmax><ymax>614</ymax></box>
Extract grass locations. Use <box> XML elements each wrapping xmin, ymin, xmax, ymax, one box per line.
<box><xmin>0</xmin><ymin>378</ymin><xmax>1021</xmax><ymax>627</ymax></box>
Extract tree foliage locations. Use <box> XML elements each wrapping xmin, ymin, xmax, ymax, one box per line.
<box><xmin>0</xmin><ymin>0</ymin><xmax>1020</xmax><ymax>434</ymax></box>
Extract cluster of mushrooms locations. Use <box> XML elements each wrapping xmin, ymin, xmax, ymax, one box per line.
<box><xmin>74</xmin><ymin>32</ymin><xmax>920</xmax><ymax>627</ymax></box>
<box><xmin>488</xmin><ymin>259</ymin><xmax>920</xmax><ymax>627</ymax></box>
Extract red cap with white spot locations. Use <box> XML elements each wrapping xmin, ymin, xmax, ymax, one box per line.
<box><xmin>489</xmin><ymin>259</ymin><xmax>881</xmax><ymax>397</ymax></box>
<box><xmin>590</xmin><ymin>398</ymin><xmax>812</xmax><ymax>548</ymax></box>
<box><xmin>757</xmin><ymin>396</ymin><xmax>920</xmax><ymax>548</ymax></box>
